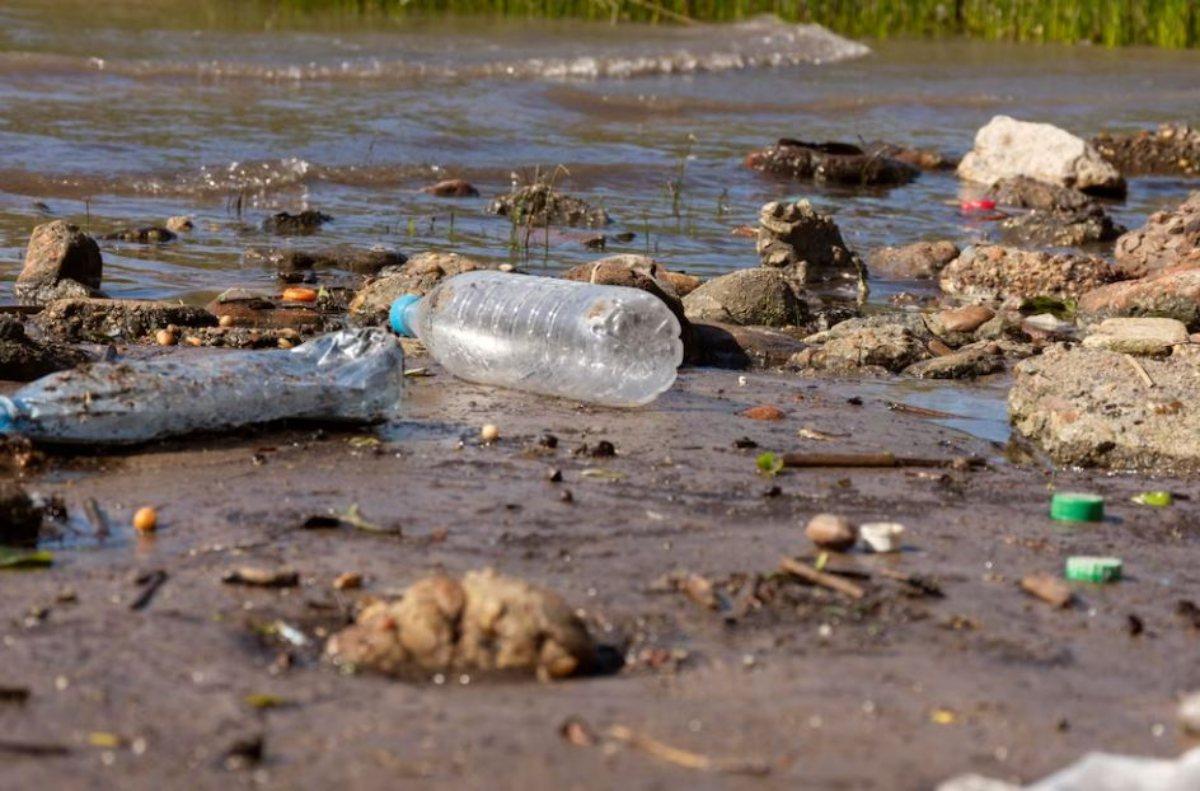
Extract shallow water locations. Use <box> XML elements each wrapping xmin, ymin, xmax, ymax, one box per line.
<box><xmin>2</xmin><ymin>2</ymin><xmax>1199</xmax><ymax>441</ymax></box>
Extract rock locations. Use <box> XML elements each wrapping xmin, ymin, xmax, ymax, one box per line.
<box><xmin>756</xmin><ymin>200</ymin><xmax>862</xmax><ymax>287</ymax></box>
<box><xmin>989</xmin><ymin>177</ymin><xmax>1125</xmax><ymax>247</ymax></box>
<box><xmin>488</xmin><ymin>184</ymin><xmax>609</xmax><ymax>228</ymax></box>
<box><xmin>1113</xmin><ymin>192</ymin><xmax>1200</xmax><ymax>279</ymax></box>
<box><xmin>690</xmin><ymin>322</ymin><xmax>806</xmax><ymax>369</ymax></box>
<box><xmin>1077</xmin><ymin>264</ymin><xmax>1200</xmax><ymax>329</ymax></box>
<box><xmin>562</xmin><ymin>255</ymin><xmax>695</xmax><ymax>358</ymax></box>
<box><xmin>15</xmin><ymin>221</ymin><xmax>104</xmax><ymax>305</ymax></box>
<box><xmin>262</xmin><ymin>210</ymin><xmax>332</xmax><ymax>235</ymax></box>
<box><xmin>1081</xmin><ymin>317</ymin><xmax>1190</xmax><ymax>356</ymax></box>
<box><xmin>422</xmin><ymin>179</ymin><xmax>479</xmax><ymax>197</ymax></box>
<box><xmin>744</xmin><ymin>139</ymin><xmax>919</xmax><ymax>186</ymax></box>
<box><xmin>870</xmin><ymin>241</ymin><xmax>960</xmax><ymax>280</ymax></box>
<box><xmin>102</xmin><ymin>226</ymin><xmax>176</xmax><ymax>243</ymax></box>
<box><xmin>1010</xmin><ymin>344</ymin><xmax>1200</xmax><ymax>471</ymax></box>
<box><xmin>247</xmin><ymin>245</ymin><xmax>407</xmax><ymax>275</ymax></box>
<box><xmin>866</xmin><ymin>141</ymin><xmax>958</xmax><ymax>171</ymax></box>
<box><xmin>932</xmin><ymin>305</ymin><xmax>995</xmax><ymax>334</ymax></box>
<box><xmin>957</xmin><ymin>115</ymin><xmax>1126</xmax><ymax>198</ymax></box>
<box><xmin>798</xmin><ymin>318</ymin><xmax>930</xmax><ymax>373</ymax></box>
<box><xmin>165</xmin><ymin>216</ymin><xmax>194</xmax><ymax>233</ymax></box>
<box><xmin>35</xmin><ymin>298</ymin><xmax>216</xmax><ymax>343</ymax></box>
<box><xmin>0</xmin><ymin>315</ymin><xmax>87</xmax><ymax>381</ymax></box>
<box><xmin>348</xmin><ymin>251</ymin><xmax>493</xmax><ymax>325</ymax></box>
<box><xmin>205</xmin><ymin>288</ymin><xmax>342</xmax><ymax>331</ymax></box>
<box><xmin>1180</xmin><ymin>691</ymin><xmax>1200</xmax><ymax>734</ymax></box>
<box><xmin>0</xmin><ymin>481</ymin><xmax>41</xmax><ymax>545</ymax></box>
<box><xmin>659</xmin><ymin>270</ymin><xmax>702</xmax><ymax>297</ymax></box>
<box><xmin>805</xmin><ymin>513</ymin><xmax>857</xmax><ymax>551</ymax></box>
<box><xmin>904</xmin><ymin>346</ymin><xmax>1004</xmax><ymax>379</ymax></box>
<box><xmin>682</xmin><ymin>268</ymin><xmax>806</xmax><ymax>327</ymax></box>
<box><xmin>939</xmin><ymin>245</ymin><xmax>1117</xmax><ymax>303</ymax></box>
<box><xmin>1092</xmin><ymin>123</ymin><xmax>1200</xmax><ymax>177</ymax></box>
<box><xmin>325</xmin><ymin>568</ymin><xmax>597</xmax><ymax>681</ymax></box>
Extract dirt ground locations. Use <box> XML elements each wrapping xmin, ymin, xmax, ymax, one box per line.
<box><xmin>2</xmin><ymin>355</ymin><xmax>1199</xmax><ymax>790</ymax></box>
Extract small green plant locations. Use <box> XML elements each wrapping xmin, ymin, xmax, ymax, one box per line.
<box><xmin>756</xmin><ymin>451</ymin><xmax>784</xmax><ymax>476</ymax></box>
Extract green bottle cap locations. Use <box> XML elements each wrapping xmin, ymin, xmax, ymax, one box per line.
<box><xmin>1050</xmin><ymin>492</ymin><xmax>1105</xmax><ymax>523</ymax></box>
<box><xmin>1065</xmin><ymin>556</ymin><xmax>1122</xmax><ymax>583</ymax></box>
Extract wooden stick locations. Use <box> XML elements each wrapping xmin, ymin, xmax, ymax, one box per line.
<box><xmin>779</xmin><ymin>556</ymin><xmax>865</xmax><ymax>599</ymax></box>
<box><xmin>1124</xmin><ymin>354</ymin><xmax>1154</xmax><ymax>388</ymax></box>
<box><xmin>780</xmin><ymin>452</ymin><xmax>980</xmax><ymax>469</ymax></box>
<box><xmin>82</xmin><ymin>498</ymin><xmax>109</xmax><ymax>540</ymax></box>
<box><xmin>604</xmin><ymin>725</ymin><xmax>770</xmax><ymax>775</ymax></box>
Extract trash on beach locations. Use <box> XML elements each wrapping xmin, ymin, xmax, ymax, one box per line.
<box><xmin>1020</xmin><ymin>572</ymin><xmax>1074</xmax><ymax>608</ymax></box>
<box><xmin>389</xmin><ymin>271</ymin><xmax>683</xmax><ymax>407</ymax></box>
<box><xmin>781</xmin><ymin>451</ymin><xmax>981</xmax><ymax>470</ymax></box>
<box><xmin>1049</xmin><ymin>492</ymin><xmax>1105</xmax><ymax>522</ymax></box>
<box><xmin>1064</xmin><ymin>556</ymin><xmax>1122</xmax><ymax>583</ymax></box>
<box><xmin>941</xmin><ymin>747</ymin><xmax>1200</xmax><ymax>790</ymax></box>
<box><xmin>859</xmin><ymin>522</ymin><xmax>905</xmax><ymax>553</ymax></box>
<box><xmin>1132</xmin><ymin>490</ymin><xmax>1173</xmax><ymax>507</ymax></box>
<box><xmin>0</xmin><ymin>328</ymin><xmax>404</xmax><ymax>445</ymax></box>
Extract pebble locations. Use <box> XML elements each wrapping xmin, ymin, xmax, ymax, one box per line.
<box><xmin>132</xmin><ymin>507</ymin><xmax>158</xmax><ymax>534</ymax></box>
<box><xmin>1179</xmin><ymin>691</ymin><xmax>1200</xmax><ymax>734</ymax></box>
<box><xmin>805</xmin><ymin>513</ymin><xmax>858</xmax><ymax>552</ymax></box>
<box><xmin>742</xmin><ymin>405</ymin><xmax>785</xmax><ymax>421</ymax></box>
<box><xmin>218</xmin><ymin>314</ymin><xmax>236</xmax><ymax>328</ymax></box>
<box><xmin>480</xmin><ymin>424</ymin><xmax>500</xmax><ymax>443</ymax></box>
<box><xmin>155</xmin><ymin>328</ymin><xmax>178</xmax><ymax>346</ymax></box>
<box><xmin>333</xmin><ymin>572</ymin><xmax>363</xmax><ymax>590</ymax></box>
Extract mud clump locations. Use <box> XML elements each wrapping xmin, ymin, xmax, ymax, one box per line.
<box><xmin>247</xmin><ymin>245</ymin><xmax>408</xmax><ymax>276</ymax></box>
<box><xmin>1092</xmin><ymin>123</ymin><xmax>1200</xmax><ymax>177</ymax></box>
<box><xmin>35</xmin><ymin>298</ymin><xmax>216</xmax><ymax>343</ymax></box>
<box><xmin>489</xmin><ymin>183</ymin><xmax>609</xmax><ymax>228</ymax></box>
<box><xmin>15</xmin><ymin>220</ymin><xmax>105</xmax><ymax>306</ymax></box>
<box><xmin>939</xmin><ymin>245</ymin><xmax>1118</xmax><ymax>304</ymax></box>
<box><xmin>1010</xmin><ymin>343</ymin><xmax>1200</xmax><ymax>471</ymax></box>
<box><xmin>870</xmin><ymin>241</ymin><xmax>960</xmax><ymax>280</ymax></box>
<box><xmin>744</xmin><ymin>139</ymin><xmax>920</xmax><ymax>186</ymax></box>
<box><xmin>348</xmin><ymin>251</ymin><xmax>495</xmax><ymax>324</ymax></box>
<box><xmin>0</xmin><ymin>481</ymin><xmax>42</xmax><ymax>545</ymax></box>
<box><xmin>262</xmin><ymin>210</ymin><xmax>333</xmax><ymax>235</ymax></box>
<box><xmin>0</xmin><ymin>315</ymin><xmax>87</xmax><ymax>381</ymax></box>
<box><xmin>1113</xmin><ymin>192</ymin><xmax>1200</xmax><ymax>279</ymax></box>
<box><xmin>423</xmin><ymin>178</ymin><xmax>479</xmax><ymax>197</ymax></box>
<box><xmin>102</xmin><ymin>226</ymin><xmax>177</xmax><ymax>244</ymax></box>
<box><xmin>325</xmin><ymin>568</ymin><xmax>597</xmax><ymax>681</ymax></box>
<box><xmin>757</xmin><ymin>200</ymin><xmax>863</xmax><ymax>288</ymax></box>
<box><xmin>989</xmin><ymin>177</ymin><xmax>1125</xmax><ymax>247</ymax></box>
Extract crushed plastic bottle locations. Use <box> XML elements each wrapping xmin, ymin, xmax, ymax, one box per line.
<box><xmin>390</xmin><ymin>271</ymin><xmax>683</xmax><ymax>406</ymax></box>
<box><xmin>0</xmin><ymin>328</ymin><xmax>404</xmax><ymax>445</ymax></box>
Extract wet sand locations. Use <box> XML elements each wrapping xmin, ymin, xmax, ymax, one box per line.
<box><xmin>3</xmin><ymin>356</ymin><xmax>1198</xmax><ymax>788</ymax></box>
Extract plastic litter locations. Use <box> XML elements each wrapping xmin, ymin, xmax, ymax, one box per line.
<box><xmin>960</xmin><ymin>198</ymin><xmax>997</xmax><ymax>213</ymax></box>
<box><xmin>1065</xmin><ymin>556</ymin><xmax>1122</xmax><ymax>583</ymax></box>
<box><xmin>1050</xmin><ymin>492</ymin><xmax>1104</xmax><ymax>523</ymax></box>
<box><xmin>860</xmin><ymin>522</ymin><xmax>905</xmax><ymax>553</ymax></box>
<box><xmin>1132</xmin><ymin>490</ymin><xmax>1173</xmax><ymax>507</ymax></box>
<box><xmin>0</xmin><ymin>328</ymin><xmax>404</xmax><ymax>445</ymax></box>
<box><xmin>939</xmin><ymin>747</ymin><xmax>1200</xmax><ymax>790</ymax></box>
<box><xmin>390</xmin><ymin>271</ymin><xmax>682</xmax><ymax>407</ymax></box>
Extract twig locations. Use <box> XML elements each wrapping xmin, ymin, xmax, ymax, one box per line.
<box><xmin>781</xmin><ymin>452</ymin><xmax>980</xmax><ymax>470</ymax></box>
<box><xmin>82</xmin><ymin>498</ymin><xmax>110</xmax><ymax>540</ymax></box>
<box><xmin>129</xmin><ymin>570</ymin><xmax>168</xmax><ymax>611</ymax></box>
<box><xmin>0</xmin><ymin>739</ymin><xmax>71</xmax><ymax>756</ymax></box>
<box><xmin>1124</xmin><ymin>354</ymin><xmax>1154</xmax><ymax>388</ymax></box>
<box><xmin>604</xmin><ymin>725</ymin><xmax>770</xmax><ymax>775</ymax></box>
<box><xmin>779</xmin><ymin>556</ymin><xmax>865</xmax><ymax>599</ymax></box>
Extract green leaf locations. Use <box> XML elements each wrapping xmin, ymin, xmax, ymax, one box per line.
<box><xmin>0</xmin><ymin>548</ymin><xmax>53</xmax><ymax>570</ymax></box>
<box><xmin>756</xmin><ymin>452</ymin><xmax>784</xmax><ymax>477</ymax></box>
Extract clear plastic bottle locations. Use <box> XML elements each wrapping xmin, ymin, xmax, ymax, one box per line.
<box><xmin>0</xmin><ymin>328</ymin><xmax>404</xmax><ymax>445</ymax></box>
<box><xmin>390</xmin><ymin>271</ymin><xmax>682</xmax><ymax>406</ymax></box>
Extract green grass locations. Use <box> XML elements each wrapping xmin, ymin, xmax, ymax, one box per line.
<box><xmin>274</xmin><ymin>0</ymin><xmax>1200</xmax><ymax>47</ymax></box>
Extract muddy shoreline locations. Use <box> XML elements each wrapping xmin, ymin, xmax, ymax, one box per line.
<box><xmin>3</xmin><ymin>358</ymin><xmax>1198</xmax><ymax>788</ymax></box>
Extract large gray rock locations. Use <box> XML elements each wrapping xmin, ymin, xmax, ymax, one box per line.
<box><xmin>989</xmin><ymin>177</ymin><xmax>1125</xmax><ymax>247</ymax></box>
<box><xmin>744</xmin><ymin>139</ymin><xmax>919</xmax><ymax>186</ymax></box>
<box><xmin>15</xmin><ymin>221</ymin><xmax>104</xmax><ymax>305</ymax></box>
<box><xmin>756</xmin><ymin>200</ymin><xmax>862</xmax><ymax>287</ymax></box>
<box><xmin>1010</xmin><ymin>344</ymin><xmax>1200</xmax><ymax>471</ymax></box>
<box><xmin>796</xmin><ymin>317</ymin><xmax>931</xmax><ymax>373</ymax></box>
<box><xmin>0</xmin><ymin>315</ymin><xmax>87</xmax><ymax>381</ymax></box>
<box><xmin>34</xmin><ymin>298</ymin><xmax>217</xmax><ymax>343</ymax></box>
<box><xmin>683</xmin><ymin>268</ymin><xmax>806</xmax><ymax>327</ymax></box>
<box><xmin>1081</xmin><ymin>317</ymin><xmax>1190</xmax><ymax>356</ymax></box>
<box><xmin>691</xmin><ymin>322</ymin><xmax>806</xmax><ymax>369</ymax></box>
<box><xmin>939</xmin><ymin>245</ymin><xmax>1117</xmax><ymax>303</ymax></box>
<box><xmin>1114</xmin><ymin>192</ymin><xmax>1200</xmax><ymax>279</ymax></box>
<box><xmin>958</xmin><ymin>116</ymin><xmax>1126</xmax><ymax>197</ymax></box>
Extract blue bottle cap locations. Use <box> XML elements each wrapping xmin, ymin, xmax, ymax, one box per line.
<box><xmin>389</xmin><ymin>294</ymin><xmax>421</xmax><ymax>337</ymax></box>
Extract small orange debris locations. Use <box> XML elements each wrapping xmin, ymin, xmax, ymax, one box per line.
<box><xmin>132</xmin><ymin>506</ymin><xmax>158</xmax><ymax>534</ymax></box>
<box><xmin>741</xmin><ymin>405</ymin><xmax>785</xmax><ymax>421</ymax></box>
<box><xmin>334</xmin><ymin>572</ymin><xmax>363</xmax><ymax>590</ymax></box>
<box><xmin>282</xmin><ymin>287</ymin><xmax>318</xmax><ymax>303</ymax></box>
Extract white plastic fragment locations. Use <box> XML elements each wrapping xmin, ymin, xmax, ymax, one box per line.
<box><xmin>859</xmin><ymin>522</ymin><xmax>905</xmax><ymax>553</ymax></box>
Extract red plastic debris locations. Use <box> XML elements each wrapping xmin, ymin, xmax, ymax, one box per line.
<box><xmin>960</xmin><ymin>199</ymin><xmax>996</xmax><ymax>213</ymax></box>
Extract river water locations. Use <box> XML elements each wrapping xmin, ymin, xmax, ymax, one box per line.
<box><xmin>2</xmin><ymin>1</ymin><xmax>1199</xmax><ymax>313</ymax></box>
